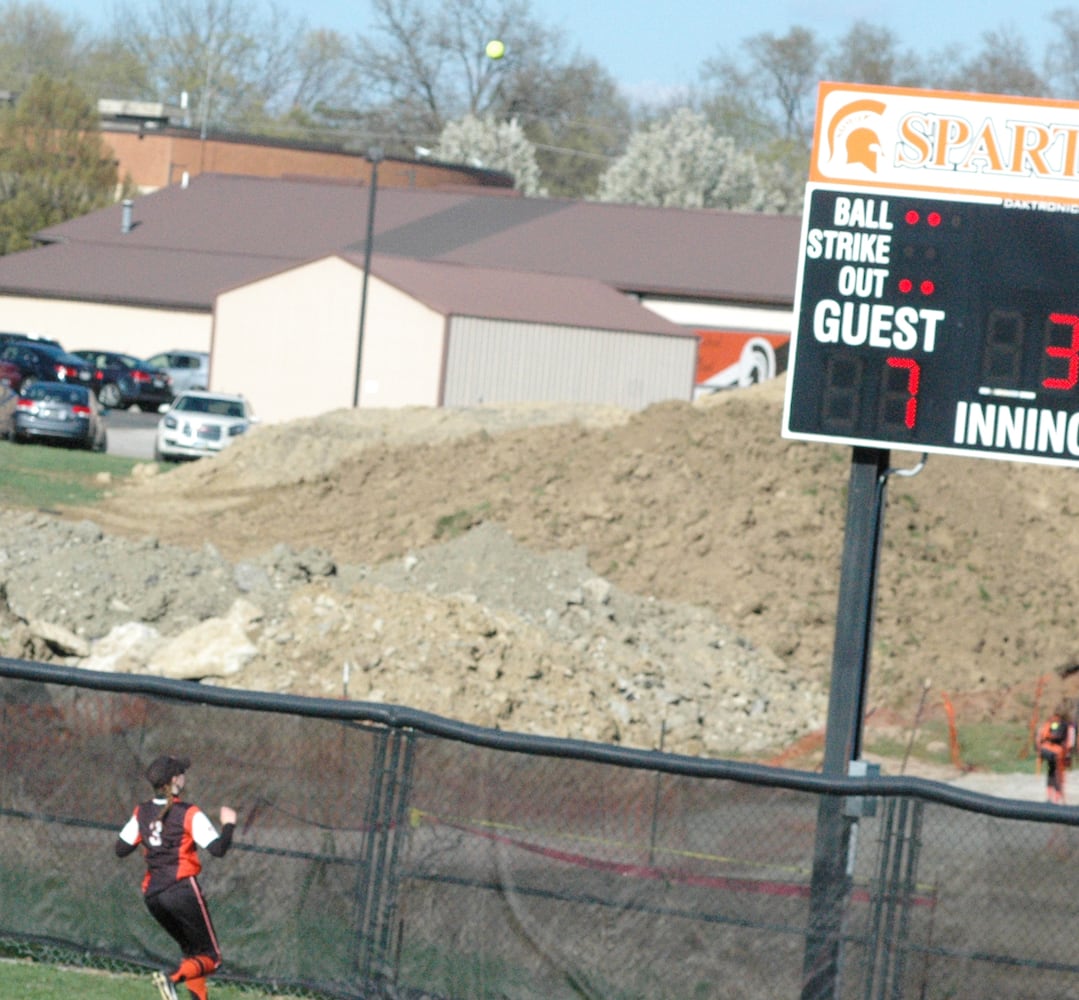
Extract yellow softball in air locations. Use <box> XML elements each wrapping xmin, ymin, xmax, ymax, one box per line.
<box><xmin>485</xmin><ymin>39</ymin><xmax>505</xmax><ymax>60</ymax></box>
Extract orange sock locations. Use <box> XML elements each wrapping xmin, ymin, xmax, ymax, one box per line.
<box><xmin>174</xmin><ymin>955</ymin><xmax>218</xmax><ymax>982</ymax></box>
<box><xmin>182</xmin><ymin>976</ymin><xmax>208</xmax><ymax>1000</ymax></box>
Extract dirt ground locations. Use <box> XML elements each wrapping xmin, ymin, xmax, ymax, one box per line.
<box><xmin>6</xmin><ymin>376</ymin><xmax>1079</xmax><ymax>775</ymax></box>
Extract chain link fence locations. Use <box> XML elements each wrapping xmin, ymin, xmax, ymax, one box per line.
<box><xmin>2</xmin><ymin>657</ymin><xmax>1077</xmax><ymax>999</ymax></box>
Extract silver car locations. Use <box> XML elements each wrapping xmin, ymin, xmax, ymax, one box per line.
<box><xmin>144</xmin><ymin>350</ymin><xmax>209</xmax><ymax>394</ymax></box>
<box><xmin>13</xmin><ymin>381</ymin><xmax>108</xmax><ymax>451</ymax></box>
<box><xmin>154</xmin><ymin>390</ymin><xmax>255</xmax><ymax>461</ymax></box>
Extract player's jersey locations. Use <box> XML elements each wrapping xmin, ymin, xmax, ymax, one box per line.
<box><xmin>119</xmin><ymin>798</ymin><xmax>219</xmax><ymax>896</ymax></box>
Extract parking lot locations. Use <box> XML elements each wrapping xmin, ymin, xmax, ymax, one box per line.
<box><xmin>104</xmin><ymin>407</ymin><xmax>159</xmax><ymax>460</ymax></box>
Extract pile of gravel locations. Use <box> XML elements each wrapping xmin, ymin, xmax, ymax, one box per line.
<box><xmin>0</xmin><ymin>511</ymin><xmax>825</xmax><ymax>758</ymax></box>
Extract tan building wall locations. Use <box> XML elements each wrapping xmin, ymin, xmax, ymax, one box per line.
<box><xmin>354</xmin><ymin>278</ymin><xmax>446</xmax><ymax>410</ymax></box>
<box><xmin>213</xmin><ymin>256</ymin><xmax>448</xmax><ymax>423</ymax></box>
<box><xmin>213</xmin><ymin>257</ymin><xmax>362</xmax><ymax>420</ymax></box>
<box><xmin>104</xmin><ymin>128</ymin><xmax>515</xmax><ymax>193</ymax></box>
<box><xmin>0</xmin><ymin>295</ymin><xmax>210</xmax><ymax>358</ymax></box>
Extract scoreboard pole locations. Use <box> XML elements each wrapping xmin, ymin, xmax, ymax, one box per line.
<box><xmin>801</xmin><ymin>446</ymin><xmax>890</xmax><ymax>1000</ymax></box>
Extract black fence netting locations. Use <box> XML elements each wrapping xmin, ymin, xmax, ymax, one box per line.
<box><xmin>2</xmin><ymin>657</ymin><xmax>1078</xmax><ymax>999</ymax></box>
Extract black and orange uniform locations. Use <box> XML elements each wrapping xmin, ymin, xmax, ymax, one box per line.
<box><xmin>116</xmin><ymin>794</ymin><xmax>234</xmax><ymax>999</ymax></box>
<box><xmin>1036</xmin><ymin>713</ymin><xmax>1076</xmax><ymax>805</ymax></box>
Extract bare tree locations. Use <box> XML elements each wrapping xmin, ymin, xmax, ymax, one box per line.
<box><xmin>825</xmin><ymin>20</ymin><xmax>928</xmax><ymax>89</ymax></box>
<box><xmin>702</xmin><ymin>27</ymin><xmax>825</xmax><ymax>147</ymax></box>
<box><xmin>285</xmin><ymin>29</ymin><xmax>360</xmax><ymax>119</ymax></box>
<box><xmin>1044</xmin><ymin>8</ymin><xmax>1079</xmax><ymax>99</ymax></box>
<box><xmin>106</xmin><ymin>0</ymin><xmax>348</xmax><ymax>130</ymax></box>
<box><xmin>0</xmin><ymin>0</ymin><xmax>91</xmax><ymax>92</ymax></box>
<box><xmin>942</xmin><ymin>26</ymin><xmax>1046</xmax><ymax>97</ymax></box>
<box><xmin>348</xmin><ymin>0</ymin><xmax>631</xmax><ymax>195</ymax></box>
<box><xmin>498</xmin><ymin>57</ymin><xmax>631</xmax><ymax>197</ymax></box>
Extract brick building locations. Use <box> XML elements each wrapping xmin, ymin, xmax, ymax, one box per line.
<box><xmin>97</xmin><ymin>99</ymin><xmax>514</xmax><ymax>194</ymax></box>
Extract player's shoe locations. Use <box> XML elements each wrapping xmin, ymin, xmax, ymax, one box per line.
<box><xmin>152</xmin><ymin>970</ymin><xmax>179</xmax><ymax>1000</ymax></box>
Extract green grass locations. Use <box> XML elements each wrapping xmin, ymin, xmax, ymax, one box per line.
<box><xmin>433</xmin><ymin>501</ymin><xmax>491</xmax><ymax>540</ymax></box>
<box><xmin>0</xmin><ymin>439</ymin><xmax>150</xmax><ymax>508</ymax></box>
<box><xmin>0</xmin><ymin>959</ymin><xmax>293</xmax><ymax>998</ymax></box>
<box><xmin>865</xmin><ymin>719</ymin><xmax>1035</xmax><ymax>774</ymax></box>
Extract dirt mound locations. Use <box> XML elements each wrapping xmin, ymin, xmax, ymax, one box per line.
<box><xmin>5</xmin><ymin>378</ymin><xmax>1077</xmax><ymax>765</ymax></box>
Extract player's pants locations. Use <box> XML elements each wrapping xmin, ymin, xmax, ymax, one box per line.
<box><xmin>145</xmin><ymin>876</ymin><xmax>222</xmax><ymax>985</ymax></box>
<box><xmin>1041</xmin><ymin>746</ymin><xmax>1068</xmax><ymax>803</ymax></box>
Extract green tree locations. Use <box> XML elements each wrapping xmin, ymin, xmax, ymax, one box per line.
<box><xmin>0</xmin><ymin>74</ymin><xmax>118</xmax><ymax>254</ymax></box>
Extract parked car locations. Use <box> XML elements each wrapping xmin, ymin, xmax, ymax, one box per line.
<box><xmin>0</xmin><ymin>332</ymin><xmax>64</xmax><ymax>351</ymax></box>
<box><xmin>0</xmin><ymin>342</ymin><xmax>95</xmax><ymax>392</ymax></box>
<box><xmin>144</xmin><ymin>350</ymin><xmax>209</xmax><ymax>394</ymax></box>
<box><xmin>154</xmin><ymin>390</ymin><xmax>256</xmax><ymax>461</ymax></box>
<box><xmin>0</xmin><ymin>382</ymin><xmax>17</xmax><ymax>439</ymax></box>
<box><xmin>12</xmin><ymin>381</ymin><xmax>108</xmax><ymax>451</ymax></box>
<box><xmin>71</xmin><ymin>349</ymin><xmax>174</xmax><ymax>410</ymax></box>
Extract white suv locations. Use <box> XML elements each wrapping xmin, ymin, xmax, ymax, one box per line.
<box><xmin>145</xmin><ymin>350</ymin><xmax>209</xmax><ymax>394</ymax></box>
<box><xmin>154</xmin><ymin>390</ymin><xmax>256</xmax><ymax>461</ymax></box>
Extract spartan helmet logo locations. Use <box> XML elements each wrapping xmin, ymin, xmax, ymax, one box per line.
<box><xmin>846</xmin><ymin>127</ymin><xmax>882</xmax><ymax>171</ymax></box>
<box><xmin>826</xmin><ymin>98</ymin><xmax>888</xmax><ymax>173</ymax></box>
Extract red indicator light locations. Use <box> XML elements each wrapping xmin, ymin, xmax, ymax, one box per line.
<box><xmin>927</xmin><ymin>211</ymin><xmax>942</xmax><ymax>227</ymax></box>
<box><xmin>920</xmin><ymin>280</ymin><xmax>935</xmax><ymax>295</ymax></box>
<box><xmin>898</xmin><ymin>278</ymin><xmax>913</xmax><ymax>293</ymax></box>
<box><xmin>905</xmin><ymin>210</ymin><xmax>920</xmax><ymax>224</ymax></box>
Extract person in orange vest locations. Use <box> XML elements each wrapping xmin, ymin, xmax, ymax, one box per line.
<box><xmin>1036</xmin><ymin>707</ymin><xmax>1076</xmax><ymax>804</ymax></box>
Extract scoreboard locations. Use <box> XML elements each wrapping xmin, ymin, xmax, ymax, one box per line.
<box><xmin>783</xmin><ymin>186</ymin><xmax>1079</xmax><ymax>468</ymax></box>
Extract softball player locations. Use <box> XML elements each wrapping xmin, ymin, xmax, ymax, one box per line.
<box><xmin>115</xmin><ymin>754</ymin><xmax>237</xmax><ymax>1000</ymax></box>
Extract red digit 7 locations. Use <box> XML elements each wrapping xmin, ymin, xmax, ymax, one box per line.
<box><xmin>887</xmin><ymin>357</ymin><xmax>920</xmax><ymax>429</ymax></box>
<box><xmin>1044</xmin><ymin>313</ymin><xmax>1079</xmax><ymax>390</ymax></box>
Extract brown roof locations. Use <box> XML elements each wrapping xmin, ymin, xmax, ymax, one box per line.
<box><xmin>354</xmin><ymin>254</ymin><xmax>693</xmax><ymax>337</ymax></box>
<box><xmin>372</xmin><ymin>195</ymin><xmax>802</xmax><ymax>303</ymax></box>
<box><xmin>0</xmin><ymin>241</ymin><xmax>284</xmax><ymax>309</ymax></box>
<box><xmin>8</xmin><ymin>173</ymin><xmax>802</xmax><ymax>312</ymax></box>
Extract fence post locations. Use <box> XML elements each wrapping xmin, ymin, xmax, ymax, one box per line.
<box><xmin>355</xmin><ymin>725</ymin><xmax>416</xmax><ymax>991</ymax></box>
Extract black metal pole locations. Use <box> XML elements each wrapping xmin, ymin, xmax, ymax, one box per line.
<box><xmin>353</xmin><ymin>148</ymin><xmax>383</xmax><ymax>408</ymax></box>
<box><xmin>801</xmin><ymin>446</ymin><xmax>890</xmax><ymax>1000</ymax></box>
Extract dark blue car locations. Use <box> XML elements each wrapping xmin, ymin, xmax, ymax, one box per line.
<box><xmin>72</xmin><ymin>349</ymin><xmax>174</xmax><ymax>410</ymax></box>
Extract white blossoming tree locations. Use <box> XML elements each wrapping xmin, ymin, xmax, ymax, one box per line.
<box><xmin>596</xmin><ymin>108</ymin><xmax>782</xmax><ymax>212</ymax></box>
<box><xmin>435</xmin><ymin>114</ymin><xmax>545</xmax><ymax>196</ymax></box>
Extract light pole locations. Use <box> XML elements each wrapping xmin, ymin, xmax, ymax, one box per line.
<box><xmin>353</xmin><ymin>148</ymin><xmax>383</xmax><ymax>408</ymax></box>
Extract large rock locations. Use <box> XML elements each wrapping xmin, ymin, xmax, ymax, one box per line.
<box><xmin>146</xmin><ymin>599</ymin><xmax>263</xmax><ymax>681</ymax></box>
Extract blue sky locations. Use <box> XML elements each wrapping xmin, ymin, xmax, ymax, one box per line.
<box><xmin>50</xmin><ymin>0</ymin><xmax>1065</xmax><ymax>101</ymax></box>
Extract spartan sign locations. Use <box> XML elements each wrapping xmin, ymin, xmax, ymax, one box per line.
<box><xmin>786</xmin><ymin>84</ymin><xmax>1079</xmax><ymax>468</ymax></box>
